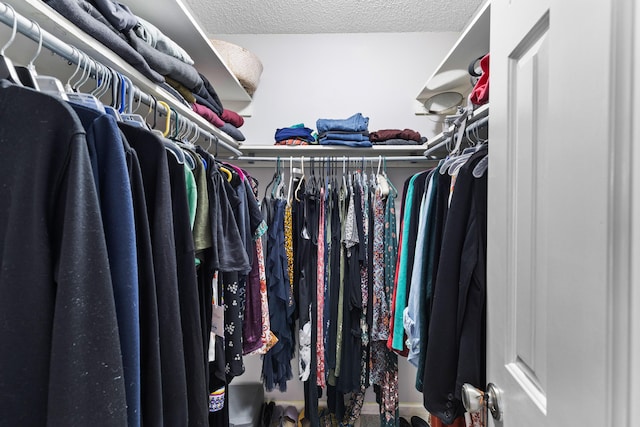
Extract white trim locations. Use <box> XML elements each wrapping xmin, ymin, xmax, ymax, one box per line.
<box><xmin>606</xmin><ymin>0</ymin><xmax>635</xmax><ymax>426</ymax></box>
<box><xmin>629</xmin><ymin>0</ymin><xmax>640</xmax><ymax>423</ymax></box>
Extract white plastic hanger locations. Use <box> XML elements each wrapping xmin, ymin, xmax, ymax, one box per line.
<box><xmin>0</xmin><ymin>4</ymin><xmax>23</xmax><ymax>86</ymax></box>
<box><xmin>376</xmin><ymin>155</ymin><xmax>390</xmax><ymax>196</ymax></box>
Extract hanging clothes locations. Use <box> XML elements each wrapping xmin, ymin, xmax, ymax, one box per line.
<box><xmin>421</xmin><ymin>147</ymin><xmax>488</xmax><ymax>425</ymax></box>
<box><xmin>0</xmin><ymin>81</ymin><xmax>128</xmax><ymax>426</ymax></box>
<box><xmin>262</xmin><ymin>197</ymin><xmax>295</xmax><ymax>392</ymax></box>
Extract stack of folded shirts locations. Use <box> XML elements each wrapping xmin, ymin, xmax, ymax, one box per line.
<box><xmin>316</xmin><ymin>113</ymin><xmax>372</xmax><ymax>147</ymax></box>
<box><xmin>45</xmin><ymin>0</ymin><xmax>247</xmax><ymax>141</ymax></box>
<box><xmin>274</xmin><ymin>124</ymin><xmax>317</xmax><ymax>145</ymax></box>
<box><xmin>369</xmin><ymin>129</ymin><xmax>426</xmax><ymax>145</ymax></box>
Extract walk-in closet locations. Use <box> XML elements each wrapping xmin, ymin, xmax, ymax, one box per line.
<box><xmin>0</xmin><ymin>0</ymin><xmax>638</xmax><ymax>426</ymax></box>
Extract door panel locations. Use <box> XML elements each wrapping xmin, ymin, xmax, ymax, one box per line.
<box><xmin>488</xmin><ymin>0</ymin><xmax>629</xmax><ymax>425</ymax></box>
<box><xmin>508</xmin><ymin>19</ymin><xmax>549</xmax><ymax>414</ymax></box>
<box><xmin>488</xmin><ymin>1</ymin><xmax>549</xmax><ymax>423</ymax></box>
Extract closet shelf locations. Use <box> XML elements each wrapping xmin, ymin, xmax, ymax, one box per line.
<box><xmin>120</xmin><ymin>0</ymin><xmax>252</xmax><ymax>108</ymax></box>
<box><xmin>7</xmin><ymin>0</ymin><xmax>242</xmax><ymax>155</ymax></box>
<box><xmin>415</xmin><ymin>1</ymin><xmax>490</xmax><ymax>113</ymax></box>
<box><xmin>237</xmin><ymin>144</ymin><xmax>431</xmax><ymax>159</ymax></box>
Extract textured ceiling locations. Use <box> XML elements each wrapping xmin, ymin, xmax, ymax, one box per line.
<box><xmin>184</xmin><ymin>0</ymin><xmax>485</xmax><ymax>34</ymax></box>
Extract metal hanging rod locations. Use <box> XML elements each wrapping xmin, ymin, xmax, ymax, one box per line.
<box><xmin>0</xmin><ymin>2</ymin><xmax>242</xmax><ymax>157</ymax></box>
<box><xmin>423</xmin><ymin>113</ymin><xmax>489</xmax><ymax>157</ymax></box>
<box><xmin>234</xmin><ymin>155</ymin><xmax>436</xmax><ymax>163</ymax></box>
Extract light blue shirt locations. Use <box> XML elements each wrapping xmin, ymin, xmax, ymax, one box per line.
<box><xmin>404</xmin><ymin>171</ymin><xmax>436</xmax><ymax>366</ymax></box>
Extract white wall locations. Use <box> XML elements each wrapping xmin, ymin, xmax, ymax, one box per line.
<box><xmin>217</xmin><ymin>32</ymin><xmax>459</xmax><ymax>145</ymax></box>
<box><xmin>219</xmin><ymin>31</ymin><xmax>459</xmax><ymax>416</ymax></box>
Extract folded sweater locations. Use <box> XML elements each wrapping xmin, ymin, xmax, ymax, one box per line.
<box><xmin>45</xmin><ymin>0</ymin><xmax>164</xmax><ymax>83</ymax></box>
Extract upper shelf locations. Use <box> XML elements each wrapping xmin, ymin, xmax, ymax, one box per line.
<box><xmin>6</xmin><ymin>0</ymin><xmax>242</xmax><ymax>154</ymax></box>
<box><xmin>416</xmin><ymin>1</ymin><xmax>490</xmax><ymax>107</ymax></box>
<box><xmin>120</xmin><ymin>0</ymin><xmax>252</xmax><ymax>106</ymax></box>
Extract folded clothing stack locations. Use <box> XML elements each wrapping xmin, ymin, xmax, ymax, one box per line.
<box><xmin>369</xmin><ymin>129</ymin><xmax>426</xmax><ymax>145</ymax></box>
<box><xmin>44</xmin><ymin>0</ymin><xmax>246</xmax><ymax>141</ymax></box>
<box><xmin>316</xmin><ymin>113</ymin><xmax>372</xmax><ymax>147</ymax></box>
<box><xmin>274</xmin><ymin>124</ymin><xmax>317</xmax><ymax>145</ymax></box>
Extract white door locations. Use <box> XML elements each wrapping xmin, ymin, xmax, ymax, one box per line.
<box><xmin>487</xmin><ymin>0</ymin><xmax>636</xmax><ymax>425</ymax></box>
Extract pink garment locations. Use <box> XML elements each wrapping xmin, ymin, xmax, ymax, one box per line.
<box><xmin>221</xmin><ymin>109</ymin><xmax>245</xmax><ymax>128</ymax></box>
<box><xmin>192</xmin><ymin>102</ymin><xmax>225</xmax><ymax>128</ymax></box>
<box><xmin>470</xmin><ymin>54</ymin><xmax>490</xmax><ymax>105</ymax></box>
<box><xmin>316</xmin><ymin>188</ymin><xmax>326</xmax><ymax>388</ymax></box>
<box><xmin>223</xmin><ymin>162</ymin><xmax>246</xmax><ymax>182</ymax></box>
<box><xmin>248</xmin><ymin>235</ymin><xmax>278</xmax><ymax>355</ymax></box>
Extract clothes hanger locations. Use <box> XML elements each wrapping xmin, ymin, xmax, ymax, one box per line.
<box><xmin>145</xmin><ymin>94</ymin><xmax>157</xmax><ymax>130</ymax></box>
<box><xmin>376</xmin><ymin>155</ymin><xmax>390</xmax><ymax>196</ymax></box>
<box><xmin>31</xmin><ymin>29</ymin><xmax>68</xmax><ymax>100</ymax></box>
<box><xmin>89</xmin><ymin>63</ymin><xmax>104</xmax><ymax>95</ymax></box>
<box><xmin>19</xmin><ymin>19</ymin><xmax>67</xmax><ymax>97</ymax></box>
<box><xmin>472</xmin><ymin>154</ymin><xmax>488</xmax><ymax>178</ymax></box>
<box><xmin>0</xmin><ymin>4</ymin><xmax>24</xmax><ymax>86</ymax></box>
<box><xmin>131</xmin><ymin>89</ymin><xmax>143</xmax><ymax>114</ymax></box>
<box><xmin>13</xmin><ymin>20</ymin><xmax>41</xmax><ymax>90</ymax></box>
<box><xmin>286</xmin><ymin>156</ymin><xmax>294</xmax><ymax>204</ymax></box>
<box><xmin>262</xmin><ymin>158</ymin><xmax>279</xmax><ymax>202</ymax></box>
<box><xmin>218</xmin><ymin>164</ymin><xmax>233</xmax><ymax>182</ymax></box>
<box><xmin>308</xmin><ymin>157</ymin><xmax>318</xmax><ymax>194</ymax></box>
<box><xmin>382</xmin><ymin>157</ymin><xmax>397</xmax><ymax>198</ymax></box>
<box><xmin>65</xmin><ymin>52</ymin><xmax>105</xmax><ymax>113</ymax></box>
<box><xmin>271</xmin><ymin>157</ymin><xmax>283</xmax><ymax>199</ymax></box>
<box><xmin>445</xmin><ymin>117</ymin><xmax>489</xmax><ymax>176</ymax></box>
<box><xmin>119</xmin><ymin>76</ymin><xmax>147</xmax><ymax>128</ymax></box>
<box><xmin>440</xmin><ymin>106</ymin><xmax>471</xmax><ymax>175</ymax></box>
<box><xmin>101</xmin><ymin>71</ymin><xmax>121</xmax><ymax>120</ymax></box>
<box><xmin>188</xmin><ymin>125</ymin><xmax>200</xmax><ymax>145</ymax></box>
<box><xmin>294</xmin><ymin>156</ymin><xmax>306</xmax><ymax>202</ymax></box>
<box><xmin>93</xmin><ymin>64</ymin><xmax>113</xmax><ymax>102</ymax></box>
<box><xmin>68</xmin><ymin>51</ymin><xmax>92</xmax><ymax>95</ymax></box>
<box><xmin>157</xmin><ymin>100</ymin><xmax>172</xmax><ymax>137</ymax></box>
<box><xmin>341</xmin><ymin>156</ymin><xmax>347</xmax><ymax>192</ymax></box>
<box><xmin>162</xmin><ymin>106</ymin><xmax>185</xmax><ymax>164</ymax></box>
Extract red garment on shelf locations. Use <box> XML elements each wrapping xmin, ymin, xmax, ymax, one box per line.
<box><xmin>470</xmin><ymin>54</ymin><xmax>490</xmax><ymax>105</ymax></box>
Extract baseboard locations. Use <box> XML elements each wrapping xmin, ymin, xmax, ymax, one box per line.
<box><xmin>267</xmin><ymin>400</ymin><xmax>430</xmax><ymax>419</ymax></box>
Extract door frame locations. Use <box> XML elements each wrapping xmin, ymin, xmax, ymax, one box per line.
<box><xmin>607</xmin><ymin>0</ymin><xmax>637</xmax><ymax>425</ymax></box>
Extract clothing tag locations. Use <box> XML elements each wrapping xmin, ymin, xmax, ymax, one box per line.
<box><xmin>208</xmin><ymin>332</ymin><xmax>216</xmax><ymax>362</ymax></box>
<box><xmin>211</xmin><ymin>304</ymin><xmax>225</xmax><ymax>338</ymax></box>
<box><xmin>212</xmin><ymin>273</ymin><xmax>219</xmax><ymax>305</ymax></box>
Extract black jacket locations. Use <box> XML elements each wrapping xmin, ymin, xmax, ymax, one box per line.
<box><xmin>0</xmin><ymin>80</ymin><xmax>127</xmax><ymax>425</ymax></box>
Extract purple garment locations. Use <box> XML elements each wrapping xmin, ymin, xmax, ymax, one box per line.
<box><xmin>243</xmin><ymin>242</ymin><xmax>263</xmax><ymax>355</ymax></box>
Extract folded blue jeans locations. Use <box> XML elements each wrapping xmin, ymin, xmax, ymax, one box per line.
<box><xmin>319</xmin><ymin>139</ymin><xmax>372</xmax><ymax>147</ymax></box>
<box><xmin>316</xmin><ymin>113</ymin><xmax>369</xmax><ymax>134</ymax></box>
<box><xmin>319</xmin><ymin>133</ymin><xmax>370</xmax><ymax>142</ymax></box>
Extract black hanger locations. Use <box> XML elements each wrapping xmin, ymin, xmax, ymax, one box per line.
<box><xmin>263</xmin><ymin>157</ymin><xmax>280</xmax><ymax>201</ymax></box>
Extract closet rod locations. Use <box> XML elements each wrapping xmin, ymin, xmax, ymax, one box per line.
<box><xmin>0</xmin><ymin>2</ymin><xmax>242</xmax><ymax>157</ymax></box>
<box><xmin>234</xmin><ymin>155</ymin><xmax>435</xmax><ymax>163</ymax></box>
<box><xmin>423</xmin><ymin>115</ymin><xmax>489</xmax><ymax>157</ymax></box>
